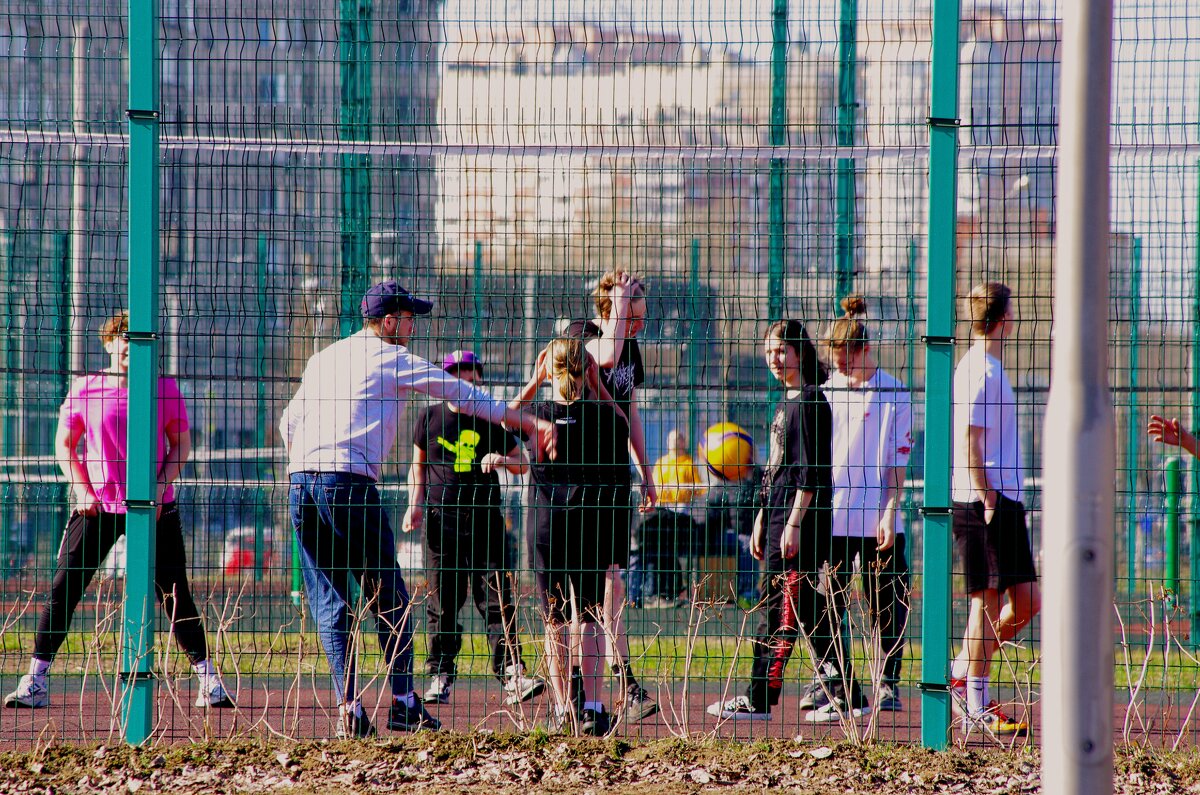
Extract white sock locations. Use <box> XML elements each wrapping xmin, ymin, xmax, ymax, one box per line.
<box><xmin>951</xmin><ymin>657</ymin><xmax>968</xmax><ymax>682</ymax></box>
<box><xmin>966</xmin><ymin>676</ymin><xmax>988</xmax><ymax>716</ymax></box>
<box><xmin>583</xmin><ymin>700</ymin><xmax>605</xmax><ymax>713</ymax></box>
<box><xmin>191</xmin><ymin>659</ymin><xmax>216</xmax><ymax>678</ymax></box>
<box><xmin>395</xmin><ymin>691</ymin><xmax>417</xmax><ymax>708</ymax></box>
<box><xmin>29</xmin><ymin>658</ymin><xmax>51</xmax><ymax>678</ymax></box>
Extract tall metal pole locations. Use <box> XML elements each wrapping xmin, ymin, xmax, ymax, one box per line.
<box><xmin>339</xmin><ymin>0</ymin><xmax>372</xmax><ymax>335</ymax></box>
<box><xmin>834</xmin><ymin>0</ymin><xmax>858</xmax><ymax>309</ymax></box>
<box><xmin>688</xmin><ymin>238</ymin><xmax>701</xmax><ymax>449</ymax></box>
<box><xmin>1191</xmin><ymin>169</ymin><xmax>1200</xmax><ymax>647</ymax></box>
<box><xmin>766</xmin><ymin>0</ymin><xmax>788</xmax><ymax>324</ymax></box>
<box><xmin>70</xmin><ymin>20</ymin><xmax>89</xmax><ymax>376</ymax></box>
<box><xmin>1126</xmin><ymin>236</ymin><xmax>1142</xmax><ymax>598</ymax></box>
<box><xmin>1041</xmin><ymin>0</ymin><xmax>1115</xmax><ymax>790</ymax></box>
<box><xmin>123</xmin><ymin>0</ymin><xmax>162</xmax><ymax>744</ymax></box>
<box><xmin>919</xmin><ymin>0</ymin><xmax>961</xmax><ymax>750</ymax></box>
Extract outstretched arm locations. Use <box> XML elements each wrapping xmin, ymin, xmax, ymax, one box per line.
<box><xmin>1148</xmin><ymin>415</ymin><xmax>1200</xmax><ymax>459</ymax></box>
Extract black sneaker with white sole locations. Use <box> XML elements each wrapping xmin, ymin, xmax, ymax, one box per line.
<box><xmin>388</xmin><ymin>699</ymin><xmax>442</xmax><ymax>732</ymax></box>
<box><xmin>622</xmin><ymin>683</ymin><xmax>659</xmax><ymax>722</ymax></box>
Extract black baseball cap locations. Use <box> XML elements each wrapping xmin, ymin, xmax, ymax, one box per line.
<box><xmin>360</xmin><ymin>280</ymin><xmax>434</xmax><ymax>318</ymax></box>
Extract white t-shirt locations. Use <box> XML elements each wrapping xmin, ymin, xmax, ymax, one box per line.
<box><xmin>823</xmin><ymin>368</ymin><xmax>914</xmax><ymax>538</ymax></box>
<box><xmin>280</xmin><ymin>330</ymin><xmax>508</xmax><ymax>480</ymax></box>
<box><xmin>951</xmin><ymin>344</ymin><xmax>1023</xmax><ymax>503</ymax></box>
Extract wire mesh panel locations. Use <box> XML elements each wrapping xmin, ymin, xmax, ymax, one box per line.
<box><xmin>0</xmin><ymin>0</ymin><xmax>1198</xmax><ymax>751</ymax></box>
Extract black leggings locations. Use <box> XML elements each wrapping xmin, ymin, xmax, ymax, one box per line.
<box><xmin>33</xmin><ymin>504</ymin><xmax>209</xmax><ymax>664</ymax></box>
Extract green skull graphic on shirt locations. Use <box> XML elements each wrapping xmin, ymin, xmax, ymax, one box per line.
<box><xmin>437</xmin><ymin>429</ymin><xmax>482</xmax><ymax>473</ymax></box>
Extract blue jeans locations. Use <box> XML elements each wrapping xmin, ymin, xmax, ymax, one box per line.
<box><xmin>289</xmin><ymin>472</ymin><xmax>414</xmax><ymax>703</ymax></box>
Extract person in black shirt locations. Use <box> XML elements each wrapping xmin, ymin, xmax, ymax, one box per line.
<box><xmin>707</xmin><ymin>320</ymin><xmax>869</xmax><ymax>722</ymax></box>
<box><xmin>403</xmin><ymin>350</ymin><xmax>545</xmax><ymax>708</ymax></box>
<box><xmin>513</xmin><ymin>336</ymin><xmax>630</xmax><ymax>736</ymax></box>
<box><xmin>563</xmin><ymin>269</ymin><xmax>658</xmax><ymax>722</ymax></box>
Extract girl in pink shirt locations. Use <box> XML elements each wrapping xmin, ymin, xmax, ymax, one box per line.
<box><xmin>4</xmin><ymin>312</ymin><xmax>233</xmax><ymax>711</ymax></box>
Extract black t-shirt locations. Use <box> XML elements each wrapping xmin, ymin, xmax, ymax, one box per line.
<box><xmin>760</xmin><ymin>386</ymin><xmax>833</xmax><ymax>537</ymax></box>
<box><xmin>565</xmin><ymin>319</ymin><xmax>645</xmax><ymax>412</ymax></box>
<box><xmin>412</xmin><ymin>403</ymin><xmax>517</xmax><ymax>511</ymax></box>
<box><xmin>529</xmin><ymin>399</ymin><xmax>631</xmax><ymax>509</ymax></box>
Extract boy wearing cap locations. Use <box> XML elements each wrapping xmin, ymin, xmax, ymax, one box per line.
<box><xmin>403</xmin><ymin>350</ymin><xmax>545</xmax><ymax>707</ymax></box>
<box><xmin>280</xmin><ymin>281</ymin><xmax>556</xmax><ymax>738</ymax></box>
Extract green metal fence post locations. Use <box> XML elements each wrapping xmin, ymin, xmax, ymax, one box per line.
<box><xmin>1126</xmin><ymin>236</ymin><xmax>1142</xmax><ymax>598</ymax></box>
<box><xmin>123</xmin><ymin>0</ymin><xmax>162</xmax><ymax>744</ymax></box>
<box><xmin>834</xmin><ymin>0</ymin><xmax>858</xmax><ymax>308</ymax></box>
<box><xmin>767</xmin><ymin>0</ymin><xmax>788</xmax><ymax>324</ymax></box>
<box><xmin>0</xmin><ymin>231</ymin><xmax>14</xmax><ymax>580</ymax></box>
<box><xmin>254</xmin><ymin>233</ymin><xmax>268</xmax><ymax>581</ymax></box>
<box><xmin>920</xmin><ymin>0</ymin><xmax>962</xmax><ymax>750</ymax></box>
<box><xmin>1166</xmin><ymin>457</ymin><xmax>1181</xmax><ymax>604</ymax></box>
<box><xmin>339</xmin><ymin>0</ymin><xmax>373</xmax><ymax>335</ymax></box>
<box><xmin>473</xmin><ymin>240</ymin><xmax>483</xmax><ymax>352</ymax></box>
<box><xmin>688</xmin><ymin>239</ymin><xmax>701</xmax><ymax>449</ymax></box>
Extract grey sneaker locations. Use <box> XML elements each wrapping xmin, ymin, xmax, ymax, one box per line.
<box><xmin>706</xmin><ymin>695</ymin><xmax>771</xmax><ymax>721</ymax></box>
<box><xmin>502</xmin><ymin>664</ymin><xmax>546</xmax><ymax>705</ymax></box>
<box><xmin>875</xmin><ymin>683</ymin><xmax>903</xmax><ymax>712</ymax></box>
<box><xmin>4</xmin><ymin>675</ymin><xmax>49</xmax><ymax>709</ymax></box>
<box><xmin>422</xmin><ymin>674</ymin><xmax>452</xmax><ymax>705</ymax></box>
<box><xmin>195</xmin><ymin>676</ymin><xmax>235</xmax><ymax>708</ymax></box>
<box><xmin>337</xmin><ymin>700</ymin><xmax>377</xmax><ymax>739</ymax></box>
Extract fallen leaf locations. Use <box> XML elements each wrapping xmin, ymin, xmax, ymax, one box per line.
<box><xmin>810</xmin><ymin>747</ymin><xmax>834</xmax><ymax>760</ymax></box>
<box><xmin>689</xmin><ymin>769</ymin><xmax>712</xmax><ymax>785</ymax></box>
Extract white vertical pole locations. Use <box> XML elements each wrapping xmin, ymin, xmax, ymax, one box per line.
<box><xmin>69</xmin><ymin>20</ymin><xmax>88</xmax><ymax>376</ymax></box>
<box><xmin>1042</xmin><ymin>0</ymin><xmax>1115</xmax><ymax>792</ymax></box>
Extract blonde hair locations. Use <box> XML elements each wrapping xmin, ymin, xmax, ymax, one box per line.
<box><xmin>967</xmin><ymin>282</ymin><xmax>1011</xmax><ymax>336</ymax></box>
<box><xmin>546</xmin><ymin>337</ymin><xmax>585</xmax><ymax>402</ymax></box>
<box><xmin>824</xmin><ymin>294</ymin><xmax>870</xmax><ymax>353</ymax></box>
<box><xmin>98</xmin><ymin>311</ymin><xmax>129</xmax><ymax>345</ymax></box>
<box><xmin>593</xmin><ymin>270</ymin><xmax>647</xmax><ymax>320</ymax></box>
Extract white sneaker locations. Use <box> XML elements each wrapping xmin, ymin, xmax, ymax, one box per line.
<box><xmin>4</xmin><ymin>675</ymin><xmax>49</xmax><ymax>709</ymax></box>
<box><xmin>502</xmin><ymin>665</ymin><xmax>546</xmax><ymax>705</ymax></box>
<box><xmin>804</xmin><ymin>697</ymin><xmax>870</xmax><ymax>723</ymax></box>
<box><xmin>422</xmin><ymin>675</ymin><xmax>452</xmax><ymax>705</ymax></box>
<box><xmin>196</xmin><ymin>676</ymin><xmax>235</xmax><ymax>708</ymax></box>
<box><xmin>706</xmin><ymin>694</ymin><xmax>771</xmax><ymax>721</ymax></box>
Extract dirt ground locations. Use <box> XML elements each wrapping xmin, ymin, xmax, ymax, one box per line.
<box><xmin>1</xmin><ymin>734</ymin><xmax>1198</xmax><ymax>794</ymax></box>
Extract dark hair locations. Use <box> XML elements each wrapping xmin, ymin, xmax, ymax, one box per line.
<box><xmin>968</xmin><ymin>282</ymin><xmax>1011</xmax><ymax>336</ymax></box>
<box><xmin>765</xmin><ymin>319</ymin><xmax>828</xmax><ymax>386</ymax></box>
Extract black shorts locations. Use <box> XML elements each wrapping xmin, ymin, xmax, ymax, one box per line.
<box><xmin>606</xmin><ymin>491</ymin><xmax>632</xmax><ymax>569</ymax></box>
<box><xmin>530</xmin><ymin>505</ymin><xmax>608</xmax><ymax>624</ymax></box>
<box><xmin>952</xmin><ymin>495</ymin><xmax>1038</xmax><ymax>595</ymax></box>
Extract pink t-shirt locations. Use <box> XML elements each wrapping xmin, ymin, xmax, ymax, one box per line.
<box><xmin>58</xmin><ymin>375</ymin><xmax>190</xmax><ymax>513</ymax></box>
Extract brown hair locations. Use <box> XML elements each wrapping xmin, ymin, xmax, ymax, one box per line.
<box><xmin>98</xmin><ymin>311</ymin><xmax>129</xmax><ymax>345</ymax></box>
<box><xmin>593</xmin><ymin>270</ymin><xmax>647</xmax><ymax>320</ymax></box>
<box><xmin>968</xmin><ymin>282</ymin><xmax>1011</xmax><ymax>336</ymax></box>
<box><xmin>824</xmin><ymin>294</ymin><xmax>870</xmax><ymax>353</ymax></box>
<box><xmin>546</xmin><ymin>337</ymin><xmax>586</xmax><ymax>402</ymax></box>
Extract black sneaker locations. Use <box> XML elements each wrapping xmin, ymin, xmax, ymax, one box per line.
<box><xmin>622</xmin><ymin>683</ymin><xmax>659</xmax><ymax>722</ymax></box>
<box><xmin>388</xmin><ymin>698</ymin><xmax>442</xmax><ymax>732</ymax></box>
<box><xmin>337</xmin><ymin>702</ymin><xmax>377</xmax><ymax>739</ymax></box>
<box><xmin>581</xmin><ymin>707</ymin><xmax>611</xmax><ymax>736</ymax></box>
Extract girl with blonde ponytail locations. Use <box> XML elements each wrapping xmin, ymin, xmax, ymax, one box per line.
<box><xmin>512</xmin><ymin>337</ymin><xmax>632</xmax><ymax>735</ymax></box>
